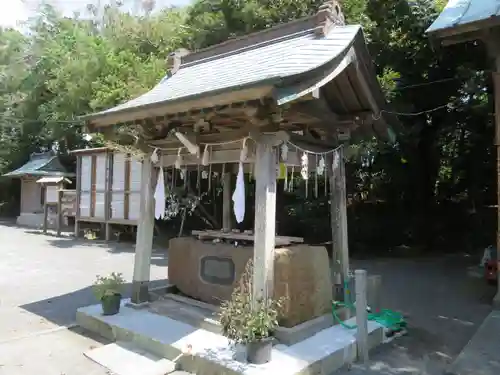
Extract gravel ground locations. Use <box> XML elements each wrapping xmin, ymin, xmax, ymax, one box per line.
<box><xmin>0</xmin><ymin>222</ymin><xmax>494</xmax><ymax>375</ymax></box>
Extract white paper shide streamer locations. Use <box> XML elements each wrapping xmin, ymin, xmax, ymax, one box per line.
<box><xmin>301</xmin><ymin>152</ymin><xmax>309</xmax><ymax>180</ymax></box>
<box><xmin>232</xmin><ymin>138</ymin><xmax>247</xmax><ymax>224</ymax></box>
<box><xmin>332</xmin><ymin>149</ymin><xmax>340</xmax><ymax>173</ymax></box>
<box><xmin>317</xmin><ymin>156</ymin><xmax>325</xmax><ymax>176</ymax></box>
<box><xmin>154</xmin><ymin>166</ymin><xmax>166</xmax><ymax>220</ymax></box>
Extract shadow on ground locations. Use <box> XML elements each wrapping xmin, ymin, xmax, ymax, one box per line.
<box><xmin>23</xmin><ymin>229</ymin><xmax>169</xmax><ymax>267</ymax></box>
<box><xmin>20</xmin><ymin>279</ymin><xmax>170</xmax><ymax>328</ymax></box>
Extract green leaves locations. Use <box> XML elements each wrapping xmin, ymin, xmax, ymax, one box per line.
<box><xmin>92</xmin><ymin>272</ymin><xmax>125</xmax><ymax>301</ymax></box>
<box><xmin>219</xmin><ymin>260</ymin><xmax>285</xmax><ymax>344</ymax></box>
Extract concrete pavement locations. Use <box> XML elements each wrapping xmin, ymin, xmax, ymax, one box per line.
<box><xmin>0</xmin><ymin>223</ymin><xmax>168</xmax><ymax>375</ymax></box>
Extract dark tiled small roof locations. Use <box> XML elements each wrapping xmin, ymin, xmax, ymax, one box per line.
<box><xmin>2</xmin><ymin>151</ymin><xmax>74</xmax><ymax>178</ymax></box>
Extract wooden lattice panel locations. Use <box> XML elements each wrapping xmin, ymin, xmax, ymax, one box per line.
<box><xmin>111</xmin><ymin>153</ymin><xmax>126</xmax><ymax>219</ymax></box>
<box><xmin>128</xmin><ymin>158</ymin><xmax>142</xmax><ymax>220</ymax></box>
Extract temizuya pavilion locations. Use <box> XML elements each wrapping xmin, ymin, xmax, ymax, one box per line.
<box><xmin>83</xmin><ymin>0</ymin><xmax>395</xmax><ymax>309</ymax></box>
<box><xmin>427</xmin><ymin>0</ymin><xmax>500</xmax><ymax>306</ymax></box>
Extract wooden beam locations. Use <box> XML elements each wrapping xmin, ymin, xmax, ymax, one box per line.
<box><xmin>87</xmin><ymin>86</ymin><xmax>272</xmax><ymax>130</ymax></box>
<box><xmin>353</xmin><ymin>57</ymin><xmax>380</xmax><ymax>115</ymax></box>
<box><xmin>329</xmin><ymin>146</ymin><xmax>350</xmax><ymax>305</ymax></box>
<box><xmin>252</xmin><ymin>136</ymin><xmax>277</xmax><ymax>304</ymax></box>
<box><xmin>430</xmin><ymin>17</ymin><xmax>500</xmax><ymax>43</ymax></box>
<box><xmin>192</xmin><ymin>230</ymin><xmax>304</xmax><ymax>246</ymax></box>
<box><xmin>440</xmin><ymin>31</ymin><xmax>484</xmax><ymax>47</ymax></box>
<box><xmin>175</xmin><ymin>131</ymin><xmax>200</xmax><ymax>155</ymax></box>
<box><xmin>149</xmin><ymin>124</ymin><xmax>279</xmax><ymax>148</ymax></box>
<box><xmin>131</xmin><ymin>157</ymin><xmax>155</xmax><ymax>304</ymax></box>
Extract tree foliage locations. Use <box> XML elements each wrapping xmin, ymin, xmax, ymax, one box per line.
<box><xmin>0</xmin><ymin>0</ymin><xmax>494</xmax><ymax>251</ymax></box>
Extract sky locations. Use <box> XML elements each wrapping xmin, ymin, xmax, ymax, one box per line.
<box><xmin>0</xmin><ymin>0</ymin><xmax>191</xmax><ymax>29</ymax></box>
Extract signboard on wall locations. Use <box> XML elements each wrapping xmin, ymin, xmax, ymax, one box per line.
<box><xmin>61</xmin><ymin>191</ymin><xmax>77</xmax><ymax>217</ymax></box>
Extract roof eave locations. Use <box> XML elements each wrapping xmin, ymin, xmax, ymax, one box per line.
<box><xmin>69</xmin><ymin>147</ymin><xmax>110</xmax><ymax>155</ymax></box>
<box><xmin>426</xmin><ymin>15</ymin><xmax>500</xmax><ymax>44</ymax></box>
<box><xmin>84</xmin><ymin>81</ymin><xmax>278</xmax><ymax>132</ymax></box>
<box><xmin>273</xmin><ymin>28</ymin><xmax>397</xmax><ymax>142</ymax></box>
<box><xmin>2</xmin><ymin>171</ymin><xmax>75</xmax><ymax>178</ymax></box>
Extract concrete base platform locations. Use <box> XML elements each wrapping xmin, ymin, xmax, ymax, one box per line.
<box><xmin>150</xmin><ymin>293</ymin><xmax>344</xmax><ymax>346</ymax></box>
<box><xmin>77</xmin><ymin>299</ymin><xmax>386</xmax><ymax>375</ymax></box>
<box><xmin>446</xmin><ymin>310</ymin><xmax>500</xmax><ymax>375</ymax></box>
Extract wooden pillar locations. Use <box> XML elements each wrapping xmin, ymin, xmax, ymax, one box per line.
<box><xmin>131</xmin><ymin>157</ymin><xmax>155</xmax><ymax>304</ymax></box>
<box><xmin>493</xmin><ymin>70</ymin><xmax>500</xmax><ymax>307</ymax></box>
<box><xmin>488</xmin><ymin>40</ymin><xmax>500</xmax><ymax>307</ymax></box>
<box><xmin>56</xmin><ymin>189</ymin><xmax>63</xmax><ymax>236</ymax></box>
<box><xmin>104</xmin><ymin>151</ymin><xmax>112</xmax><ymax>241</ymax></box>
<box><xmin>329</xmin><ymin>146</ymin><xmax>350</xmax><ymax>304</ymax></box>
<box><xmin>74</xmin><ymin>155</ymin><xmax>81</xmax><ymax>237</ymax></box>
<box><xmin>222</xmin><ymin>172</ymin><xmax>232</xmax><ymax>232</ymax></box>
<box><xmin>43</xmin><ymin>201</ymin><xmax>48</xmax><ymax>234</ymax></box>
<box><xmin>252</xmin><ymin>139</ymin><xmax>277</xmax><ymax>303</ymax></box>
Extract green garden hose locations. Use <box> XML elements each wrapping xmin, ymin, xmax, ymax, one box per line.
<box><xmin>332</xmin><ymin>281</ymin><xmax>406</xmax><ymax>332</ymax></box>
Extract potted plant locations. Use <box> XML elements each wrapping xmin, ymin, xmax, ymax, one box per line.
<box><xmin>92</xmin><ymin>272</ymin><xmax>125</xmax><ymax>315</ymax></box>
<box><xmin>219</xmin><ymin>262</ymin><xmax>284</xmax><ymax>364</ymax></box>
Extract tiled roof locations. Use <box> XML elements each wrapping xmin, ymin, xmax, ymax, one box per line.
<box><xmin>2</xmin><ymin>152</ymin><xmax>74</xmax><ymax>178</ymax></box>
<box><xmin>427</xmin><ymin>0</ymin><xmax>500</xmax><ymax>34</ymax></box>
<box><xmin>88</xmin><ymin>25</ymin><xmax>362</xmax><ymax>119</ymax></box>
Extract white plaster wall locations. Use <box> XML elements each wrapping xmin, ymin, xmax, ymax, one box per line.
<box><xmin>45</xmin><ymin>185</ymin><xmax>58</xmax><ymax>204</ymax></box>
<box><xmin>20</xmin><ymin>178</ymin><xmax>43</xmax><ymax>214</ymax></box>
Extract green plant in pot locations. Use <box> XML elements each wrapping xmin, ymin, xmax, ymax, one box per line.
<box><xmin>219</xmin><ymin>261</ymin><xmax>284</xmax><ymax>364</ymax></box>
<box><xmin>93</xmin><ymin>272</ymin><xmax>125</xmax><ymax>315</ymax></box>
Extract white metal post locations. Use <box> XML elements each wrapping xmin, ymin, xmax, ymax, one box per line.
<box><xmin>355</xmin><ymin>269</ymin><xmax>369</xmax><ymax>363</ymax></box>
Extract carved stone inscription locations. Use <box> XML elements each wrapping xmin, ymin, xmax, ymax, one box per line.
<box><xmin>200</xmin><ymin>256</ymin><xmax>235</xmax><ymax>286</ymax></box>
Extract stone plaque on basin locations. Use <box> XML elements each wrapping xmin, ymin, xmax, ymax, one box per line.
<box><xmin>200</xmin><ymin>256</ymin><xmax>235</xmax><ymax>285</ymax></box>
